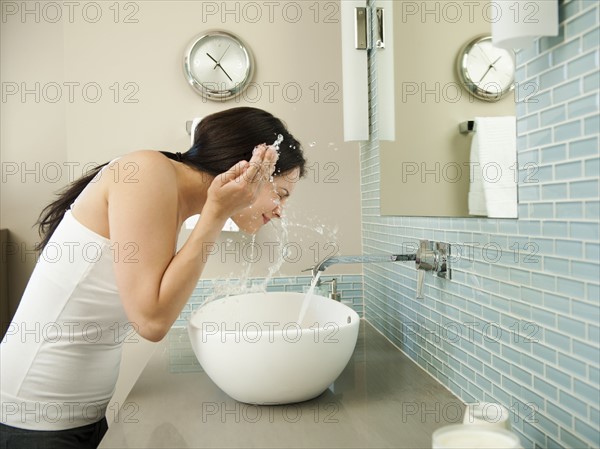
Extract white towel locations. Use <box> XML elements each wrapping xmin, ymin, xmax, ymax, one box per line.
<box><xmin>468</xmin><ymin>116</ymin><xmax>518</xmax><ymax>218</ymax></box>
<box><xmin>190</xmin><ymin>117</ymin><xmax>202</xmax><ymax>145</ymax></box>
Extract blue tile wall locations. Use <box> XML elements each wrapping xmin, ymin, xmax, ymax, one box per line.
<box><xmin>175</xmin><ymin>275</ymin><xmax>364</xmax><ymax>328</ymax></box>
<box><xmin>363</xmin><ymin>1</ymin><xmax>599</xmax><ymax>448</ymax></box>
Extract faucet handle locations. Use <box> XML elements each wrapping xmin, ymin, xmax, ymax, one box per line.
<box><xmin>416</xmin><ymin>269</ymin><xmax>425</xmax><ymax>299</ymax></box>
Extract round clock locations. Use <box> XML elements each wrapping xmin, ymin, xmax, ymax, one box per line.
<box><xmin>183</xmin><ymin>31</ymin><xmax>254</xmax><ymax>101</ymax></box>
<box><xmin>456</xmin><ymin>35</ymin><xmax>516</xmax><ymax>102</ymax></box>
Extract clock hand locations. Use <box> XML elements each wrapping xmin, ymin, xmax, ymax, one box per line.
<box><xmin>216</xmin><ymin>63</ymin><xmax>233</xmax><ymax>82</ymax></box>
<box><xmin>478</xmin><ymin>64</ymin><xmax>494</xmax><ymax>84</ymax></box>
<box><xmin>489</xmin><ymin>55</ymin><xmax>502</xmax><ymax>70</ymax></box>
<box><xmin>216</xmin><ymin>44</ymin><xmax>231</xmax><ymax>65</ymax></box>
<box><xmin>206</xmin><ymin>53</ymin><xmax>219</xmax><ymax>69</ymax></box>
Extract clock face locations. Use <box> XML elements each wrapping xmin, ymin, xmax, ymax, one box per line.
<box><xmin>457</xmin><ymin>35</ymin><xmax>516</xmax><ymax>102</ymax></box>
<box><xmin>184</xmin><ymin>31</ymin><xmax>254</xmax><ymax>101</ymax></box>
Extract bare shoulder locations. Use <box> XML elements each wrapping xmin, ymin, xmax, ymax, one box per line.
<box><xmin>105</xmin><ymin>150</ymin><xmax>179</xmax><ymax>209</ymax></box>
<box><xmin>109</xmin><ymin>150</ymin><xmax>176</xmax><ymax>182</ymax></box>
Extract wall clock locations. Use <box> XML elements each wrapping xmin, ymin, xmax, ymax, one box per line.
<box><xmin>183</xmin><ymin>31</ymin><xmax>255</xmax><ymax>101</ymax></box>
<box><xmin>456</xmin><ymin>35</ymin><xmax>516</xmax><ymax>102</ymax></box>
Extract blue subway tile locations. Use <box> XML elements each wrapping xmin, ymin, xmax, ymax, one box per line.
<box><xmin>583</xmin><ymin>26</ymin><xmax>600</xmax><ymax>51</ymax></box>
<box><xmin>546</xmin><ymin>400</ymin><xmax>573</xmax><ymax>427</ymax></box>
<box><xmin>568</xmin><ymin>50</ymin><xmax>599</xmax><ymax>78</ymax></box>
<box><xmin>545</xmin><ymin>328</ymin><xmax>571</xmax><ymax>350</ymax></box>
<box><xmin>555</xmin><ymin>120</ymin><xmax>582</xmax><ymax>142</ymax></box>
<box><xmin>574</xmin><ymin>378</ymin><xmax>599</xmax><ymax>402</ymax></box>
<box><xmin>584</xmin><ymin>114</ymin><xmax>600</xmax><ymax>135</ymax></box>
<box><xmin>573</xmin><ymin>300</ymin><xmax>600</xmax><ymax>322</ymax></box>
<box><xmin>553</xmin><ymin>38</ymin><xmax>583</xmax><ymax>63</ymax></box>
<box><xmin>571</xmin><ymin>260</ymin><xmax>600</xmax><ymax>281</ymax></box>
<box><xmin>540</xmin><ymin>66</ymin><xmax>568</xmax><ymax>90</ymax></box>
<box><xmin>585</xmin><ymin>157</ymin><xmax>600</xmax><ymax>177</ymax></box>
<box><xmin>575</xmin><ymin>418</ymin><xmax>600</xmax><ymax>447</ymax></box>
<box><xmin>547</xmin><ymin>365</ymin><xmax>572</xmax><ymax>389</ymax></box>
<box><xmin>553</xmin><ymin>79</ymin><xmax>582</xmax><ymax>103</ymax></box>
<box><xmin>531</xmin><ymin>273</ymin><xmax>556</xmax><ymax>290</ymax></box>
<box><xmin>588</xmin><ymin>283</ymin><xmax>600</xmax><ymax>303</ymax></box>
<box><xmin>526</xmin><ymin>89</ymin><xmax>552</xmax><ymax>112</ymax></box>
<box><xmin>555</xmin><ymin>239</ymin><xmax>583</xmax><ymax>258</ymax></box>
<box><xmin>541</xmin><ymin>104</ymin><xmax>567</xmax><ymax>126</ymax></box>
<box><xmin>531</xmin><ymin>203</ymin><xmax>554</xmax><ymax>218</ymax></box>
<box><xmin>559</xmin><ymin>390</ymin><xmax>588</xmax><ymax>417</ymax></box>
<box><xmin>544</xmin><ymin>292</ymin><xmax>570</xmax><ymax>313</ymax></box>
<box><xmin>585</xmin><ymin>242</ymin><xmax>600</xmax><ymax>260</ymax></box>
<box><xmin>518</xmin><ymin>113</ymin><xmax>540</xmax><ymax>135</ymax></box>
<box><xmin>532</xmin><ymin>307</ymin><xmax>557</xmax><ymax>327</ymax></box>
<box><xmin>591</xmin><ymin>366</ymin><xmax>600</xmax><ymax>387</ymax></box>
<box><xmin>541</xmin><ymin>144</ymin><xmax>567</xmax><ymax>163</ymax></box>
<box><xmin>528</xmin><ymin>128</ymin><xmax>553</xmax><ymax>146</ymax></box>
<box><xmin>528</xmin><ymin>54</ymin><xmax>551</xmax><ymax>78</ymax></box>
<box><xmin>570</xmin><ymin>179</ymin><xmax>599</xmax><ymax>198</ymax></box>
<box><xmin>556</xmin><ymin>201</ymin><xmax>584</xmax><ymax>218</ymax></box>
<box><xmin>570</xmin><ymin>221</ymin><xmax>600</xmax><ymax>240</ymax></box>
<box><xmin>520</xmin><ymin>148</ymin><xmax>540</xmax><ymax>165</ymax></box>
<box><xmin>569</xmin><ymin>136</ymin><xmax>598</xmax><ymax>157</ymax></box>
<box><xmin>555</xmin><ymin>160</ymin><xmax>582</xmax><ymax>179</ymax></box>
<box><xmin>544</xmin><ymin>256</ymin><xmax>571</xmax><ymax>274</ymax></box>
<box><xmin>542</xmin><ymin>182</ymin><xmax>568</xmax><ymax>199</ymax></box>
<box><xmin>556</xmin><ymin>277</ymin><xmax>585</xmax><ymax>298</ymax></box>
<box><xmin>558</xmin><ymin>315</ymin><xmax>587</xmax><ymax>340</ymax></box>
<box><xmin>533</xmin><ymin>376</ymin><xmax>558</xmax><ymax>400</ymax></box>
<box><xmin>561</xmin><ymin>0</ymin><xmax>581</xmax><ymax>20</ymax></box>
<box><xmin>572</xmin><ymin>339</ymin><xmax>600</xmax><ymax>363</ymax></box>
<box><xmin>519</xmin><ymin>184</ymin><xmax>540</xmax><ymax>201</ymax></box>
<box><xmin>583</xmin><ymin>71</ymin><xmax>600</xmax><ymax>92</ymax></box>
<box><xmin>569</xmin><ymin>93</ymin><xmax>599</xmax><ymax>118</ymax></box>
<box><xmin>566</xmin><ymin>7</ymin><xmax>598</xmax><ymax>38</ymax></box>
<box><xmin>541</xmin><ymin>219</ymin><xmax>568</xmax><ymax>237</ymax></box>
<box><xmin>561</xmin><ymin>427</ymin><xmax>590</xmax><ymax>449</ymax></box>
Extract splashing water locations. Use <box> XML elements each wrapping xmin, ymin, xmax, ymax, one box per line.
<box><xmin>297</xmin><ymin>271</ymin><xmax>322</xmax><ymax>327</ymax></box>
<box><xmin>269</xmin><ymin>134</ymin><xmax>283</xmax><ymax>183</ymax></box>
<box><xmin>272</xmin><ymin>133</ymin><xmax>284</xmax><ymax>149</ymax></box>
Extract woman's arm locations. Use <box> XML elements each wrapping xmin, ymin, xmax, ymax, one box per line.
<box><xmin>108</xmin><ymin>147</ymin><xmax>274</xmax><ymax>342</ymax></box>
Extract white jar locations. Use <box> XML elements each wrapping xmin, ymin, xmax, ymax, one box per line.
<box><xmin>463</xmin><ymin>402</ymin><xmax>512</xmax><ymax>429</ymax></box>
<box><xmin>432</xmin><ymin>424</ymin><xmax>522</xmax><ymax>449</ymax></box>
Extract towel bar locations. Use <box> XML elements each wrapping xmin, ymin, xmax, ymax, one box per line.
<box><xmin>459</xmin><ymin>120</ymin><xmax>476</xmax><ymax>134</ymax></box>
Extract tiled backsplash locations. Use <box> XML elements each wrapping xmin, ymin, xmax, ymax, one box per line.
<box><xmin>363</xmin><ymin>1</ymin><xmax>598</xmax><ymax>448</ymax></box>
<box><xmin>175</xmin><ymin>275</ymin><xmax>364</xmax><ymax>329</ymax></box>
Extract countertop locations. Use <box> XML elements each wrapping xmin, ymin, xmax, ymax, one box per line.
<box><xmin>99</xmin><ymin>320</ymin><xmax>463</xmax><ymax>448</ymax></box>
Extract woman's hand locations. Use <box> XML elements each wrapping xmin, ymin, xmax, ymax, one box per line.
<box><xmin>203</xmin><ymin>144</ymin><xmax>278</xmax><ymax>221</ymax></box>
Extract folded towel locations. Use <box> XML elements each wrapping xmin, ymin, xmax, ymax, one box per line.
<box><xmin>190</xmin><ymin>117</ymin><xmax>202</xmax><ymax>146</ymax></box>
<box><xmin>468</xmin><ymin>116</ymin><xmax>518</xmax><ymax>218</ymax></box>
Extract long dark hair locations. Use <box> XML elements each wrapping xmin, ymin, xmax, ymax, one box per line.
<box><xmin>36</xmin><ymin>107</ymin><xmax>306</xmax><ymax>250</ymax></box>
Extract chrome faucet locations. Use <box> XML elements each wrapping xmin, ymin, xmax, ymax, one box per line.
<box><xmin>303</xmin><ymin>241</ymin><xmax>452</xmax><ymax>300</ymax></box>
<box><xmin>305</xmin><ymin>254</ymin><xmax>417</xmax><ymax>280</ymax></box>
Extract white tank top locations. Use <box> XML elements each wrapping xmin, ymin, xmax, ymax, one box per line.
<box><xmin>1</xmin><ymin>208</ymin><xmax>129</xmax><ymax>430</ymax></box>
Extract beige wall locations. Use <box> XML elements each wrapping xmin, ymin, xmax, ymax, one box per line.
<box><xmin>0</xmin><ymin>1</ymin><xmax>362</xmax><ymax>312</ymax></box>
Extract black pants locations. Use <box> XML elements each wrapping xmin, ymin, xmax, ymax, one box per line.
<box><xmin>0</xmin><ymin>417</ymin><xmax>108</xmax><ymax>449</ymax></box>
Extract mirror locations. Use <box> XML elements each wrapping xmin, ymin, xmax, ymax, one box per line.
<box><xmin>378</xmin><ymin>0</ymin><xmax>518</xmax><ymax>218</ymax></box>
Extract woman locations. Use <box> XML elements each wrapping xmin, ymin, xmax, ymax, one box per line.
<box><xmin>0</xmin><ymin>107</ymin><xmax>306</xmax><ymax>448</ymax></box>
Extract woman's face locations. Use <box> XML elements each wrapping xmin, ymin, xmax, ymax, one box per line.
<box><xmin>232</xmin><ymin>167</ymin><xmax>301</xmax><ymax>233</ymax></box>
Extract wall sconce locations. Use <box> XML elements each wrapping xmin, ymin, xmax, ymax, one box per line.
<box><xmin>341</xmin><ymin>1</ymin><xmax>369</xmax><ymax>141</ymax></box>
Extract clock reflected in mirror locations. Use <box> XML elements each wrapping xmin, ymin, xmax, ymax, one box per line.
<box><xmin>183</xmin><ymin>30</ymin><xmax>255</xmax><ymax>101</ymax></box>
<box><xmin>456</xmin><ymin>34</ymin><xmax>516</xmax><ymax>102</ymax></box>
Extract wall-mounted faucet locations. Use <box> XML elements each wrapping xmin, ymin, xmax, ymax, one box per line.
<box><xmin>303</xmin><ymin>240</ymin><xmax>452</xmax><ymax>300</ymax></box>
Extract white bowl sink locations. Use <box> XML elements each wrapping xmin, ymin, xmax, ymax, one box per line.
<box><xmin>188</xmin><ymin>292</ymin><xmax>360</xmax><ymax>404</ymax></box>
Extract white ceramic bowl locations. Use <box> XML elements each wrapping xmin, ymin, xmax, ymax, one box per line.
<box><xmin>188</xmin><ymin>292</ymin><xmax>360</xmax><ymax>404</ymax></box>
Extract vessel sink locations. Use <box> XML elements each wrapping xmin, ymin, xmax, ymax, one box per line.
<box><xmin>188</xmin><ymin>292</ymin><xmax>360</xmax><ymax>404</ymax></box>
